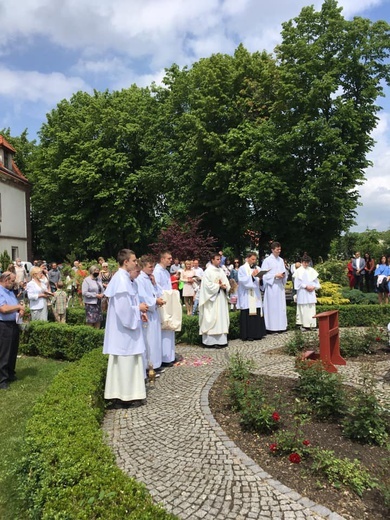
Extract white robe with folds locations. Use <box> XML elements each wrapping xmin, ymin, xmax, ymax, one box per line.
<box><xmin>261</xmin><ymin>254</ymin><xmax>288</xmax><ymax>332</ymax></box>
<box><xmin>103</xmin><ymin>268</ymin><xmax>146</xmax><ymax>401</ymax></box>
<box><xmin>199</xmin><ymin>265</ymin><xmax>230</xmax><ymax>345</ymax></box>
<box><xmin>293</xmin><ymin>266</ymin><xmax>321</xmax><ymax>328</ymax></box>
<box><xmin>153</xmin><ymin>263</ymin><xmax>175</xmax><ymax>363</ymax></box>
<box><xmin>237</xmin><ymin>263</ymin><xmax>263</xmax><ymax>312</ymax></box>
<box><xmin>135</xmin><ymin>271</ymin><xmax>162</xmax><ymax>370</ymax></box>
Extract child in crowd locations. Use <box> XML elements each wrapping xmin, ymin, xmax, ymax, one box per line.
<box><xmin>170</xmin><ymin>271</ymin><xmax>180</xmax><ymax>291</ymax></box>
<box><xmin>192</xmin><ymin>277</ymin><xmax>201</xmax><ymax>315</ymax></box>
<box><xmin>229</xmin><ymin>279</ymin><xmax>238</xmax><ymax>311</ymax></box>
<box><xmin>52</xmin><ymin>281</ymin><xmax>68</xmax><ymax>323</ymax></box>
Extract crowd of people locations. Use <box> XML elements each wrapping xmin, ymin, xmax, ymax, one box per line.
<box><xmin>347</xmin><ymin>252</ymin><xmax>390</xmax><ymax>304</ymax></box>
<box><xmin>4</xmin><ymin>243</ymin><xmax>390</xmax><ymax>401</ymax></box>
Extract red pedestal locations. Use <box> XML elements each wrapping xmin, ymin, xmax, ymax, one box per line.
<box><xmin>310</xmin><ymin>310</ymin><xmax>346</xmax><ymax>373</ymax></box>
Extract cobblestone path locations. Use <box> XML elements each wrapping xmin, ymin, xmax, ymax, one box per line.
<box><xmin>103</xmin><ymin>333</ymin><xmax>389</xmax><ymax>520</ymax></box>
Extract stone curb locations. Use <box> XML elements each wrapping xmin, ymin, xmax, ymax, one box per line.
<box><xmin>200</xmin><ymin>368</ymin><xmax>346</xmax><ymax>520</ymax></box>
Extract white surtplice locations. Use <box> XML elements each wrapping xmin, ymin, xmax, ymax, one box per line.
<box><xmin>261</xmin><ymin>254</ymin><xmax>288</xmax><ymax>332</ymax></box>
<box><xmin>153</xmin><ymin>263</ymin><xmax>175</xmax><ymax>363</ymax></box>
<box><xmin>135</xmin><ymin>271</ymin><xmax>162</xmax><ymax>370</ymax></box>
<box><xmin>103</xmin><ymin>268</ymin><xmax>146</xmax><ymax>402</ymax></box>
<box><xmin>198</xmin><ymin>265</ymin><xmax>230</xmax><ymax>346</ymax></box>
<box><xmin>293</xmin><ymin>266</ymin><xmax>321</xmax><ymax>328</ymax></box>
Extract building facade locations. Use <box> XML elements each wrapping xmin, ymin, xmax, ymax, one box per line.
<box><xmin>0</xmin><ymin>135</ymin><xmax>32</xmax><ymax>261</ymax></box>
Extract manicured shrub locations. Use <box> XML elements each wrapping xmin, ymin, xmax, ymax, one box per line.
<box><xmin>316</xmin><ymin>282</ymin><xmax>350</xmax><ymax>305</ymax></box>
<box><xmin>19</xmin><ymin>322</ymin><xmax>104</xmax><ymax>361</ymax></box>
<box><xmin>18</xmin><ymin>348</ymin><xmax>175</xmax><ymax>520</ymax></box>
<box><xmin>341</xmin><ymin>288</ymin><xmax>379</xmax><ymax>305</ymax></box>
<box><xmin>314</xmin><ymin>304</ymin><xmax>390</xmax><ymax>327</ymax></box>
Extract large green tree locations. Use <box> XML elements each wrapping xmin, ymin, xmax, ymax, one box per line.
<box><xmin>30</xmin><ymin>87</ymin><xmax>159</xmax><ymax>259</ymax></box>
<box><xmin>142</xmin><ymin>45</ymin><xmax>279</xmax><ymax>254</ymax></box>
<box><xmin>261</xmin><ymin>0</ymin><xmax>390</xmax><ymax>256</ymax></box>
<box><xmin>142</xmin><ymin>0</ymin><xmax>390</xmax><ymax>259</ymax></box>
<box><xmin>14</xmin><ymin>1</ymin><xmax>390</xmax><ymax>261</ymax></box>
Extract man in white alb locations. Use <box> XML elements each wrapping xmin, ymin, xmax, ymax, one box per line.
<box><xmin>293</xmin><ymin>255</ymin><xmax>320</xmax><ymax>330</ymax></box>
<box><xmin>135</xmin><ymin>255</ymin><xmax>165</xmax><ymax>373</ymax></box>
<box><xmin>153</xmin><ymin>251</ymin><xmax>176</xmax><ymax>366</ymax></box>
<box><xmin>199</xmin><ymin>253</ymin><xmax>230</xmax><ymax>348</ymax></box>
<box><xmin>103</xmin><ymin>249</ymin><xmax>148</xmax><ymax>408</ymax></box>
<box><xmin>261</xmin><ymin>241</ymin><xmax>288</xmax><ymax>333</ymax></box>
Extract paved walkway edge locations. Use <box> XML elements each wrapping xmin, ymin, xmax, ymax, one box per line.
<box><xmin>201</xmin><ymin>369</ymin><xmax>347</xmax><ymax>520</ymax></box>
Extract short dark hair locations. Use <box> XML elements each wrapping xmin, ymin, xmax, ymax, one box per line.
<box><xmin>301</xmin><ymin>255</ymin><xmax>312</xmax><ymax>264</ymax></box>
<box><xmin>138</xmin><ymin>255</ymin><xmax>155</xmax><ymax>268</ymax></box>
<box><xmin>246</xmin><ymin>252</ymin><xmax>257</xmax><ymax>259</ymax></box>
<box><xmin>210</xmin><ymin>253</ymin><xmax>221</xmax><ymax>261</ymax></box>
<box><xmin>117</xmin><ymin>249</ymin><xmax>135</xmax><ymax>266</ymax></box>
<box><xmin>159</xmin><ymin>250</ymin><xmax>171</xmax><ymax>261</ymax></box>
<box><xmin>270</xmin><ymin>241</ymin><xmax>281</xmax><ymax>250</ymax></box>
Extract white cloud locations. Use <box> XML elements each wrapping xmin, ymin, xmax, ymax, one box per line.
<box><xmin>351</xmin><ymin>111</ymin><xmax>390</xmax><ymax>231</ymax></box>
<box><xmin>0</xmin><ymin>66</ymin><xmax>89</xmax><ymax>104</ymax></box>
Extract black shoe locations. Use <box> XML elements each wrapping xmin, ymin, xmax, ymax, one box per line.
<box><xmin>0</xmin><ymin>382</ymin><xmax>10</xmax><ymax>390</ymax></box>
<box><xmin>126</xmin><ymin>399</ymin><xmax>146</xmax><ymax>409</ymax></box>
<box><xmin>161</xmin><ymin>362</ymin><xmax>174</xmax><ymax>368</ymax></box>
<box><xmin>8</xmin><ymin>375</ymin><xmax>17</xmax><ymax>382</ymax></box>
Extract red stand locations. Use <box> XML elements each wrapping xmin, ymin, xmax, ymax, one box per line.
<box><xmin>309</xmin><ymin>310</ymin><xmax>346</xmax><ymax>373</ymax></box>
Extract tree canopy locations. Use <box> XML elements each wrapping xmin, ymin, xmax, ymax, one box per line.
<box><xmin>9</xmin><ymin>0</ymin><xmax>390</xmax><ymax>260</ymax></box>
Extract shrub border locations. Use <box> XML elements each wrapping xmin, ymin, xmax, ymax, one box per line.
<box><xmin>19</xmin><ymin>348</ymin><xmax>176</xmax><ymax>519</ymax></box>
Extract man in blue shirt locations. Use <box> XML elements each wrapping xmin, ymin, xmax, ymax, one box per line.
<box><xmin>0</xmin><ymin>271</ymin><xmax>25</xmax><ymax>390</ymax></box>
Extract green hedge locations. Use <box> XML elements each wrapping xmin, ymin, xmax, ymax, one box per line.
<box><xmin>310</xmin><ymin>305</ymin><xmax>390</xmax><ymax>327</ymax></box>
<box><xmin>19</xmin><ymin>306</ymin><xmax>390</xmax><ymax>359</ymax></box>
<box><xmin>176</xmin><ymin>312</ymin><xmax>240</xmax><ymax>345</ymax></box>
<box><xmin>19</xmin><ymin>348</ymin><xmax>176</xmax><ymax>519</ymax></box>
<box><xmin>20</xmin><ymin>322</ymin><xmax>104</xmax><ymax>361</ymax></box>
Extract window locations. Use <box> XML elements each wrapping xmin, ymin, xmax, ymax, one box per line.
<box><xmin>12</xmin><ymin>247</ymin><xmax>19</xmax><ymax>261</ymax></box>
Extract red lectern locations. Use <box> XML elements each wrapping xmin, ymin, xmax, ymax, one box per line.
<box><xmin>310</xmin><ymin>310</ymin><xmax>346</xmax><ymax>373</ymax></box>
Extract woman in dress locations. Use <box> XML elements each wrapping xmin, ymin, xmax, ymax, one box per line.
<box><xmin>229</xmin><ymin>259</ymin><xmax>240</xmax><ymax>283</ymax></box>
<box><xmin>26</xmin><ymin>266</ymin><xmax>53</xmax><ymax>321</ymax></box>
<box><xmin>363</xmin><ymin>252</ymin><xmax>375</xmax><ymax>293</ymax></box>
<box><xmin>100</xmin><ymin>262</ymin><xmax>112</xmax><ymax>290</ymax></box>
<box><xmin>374</xmin><ymin>255</ymin><xmax>390</xmax><ymax>304</ymax></box>
<box><xmin>181</xmin><ymin>260</ymin><xmax>195</xmax><ymax>316</ymax></box>
<box><xmin>82</xmin><ymin>265</ymin><xmax>104</xmax><ymax>328</ymax></box>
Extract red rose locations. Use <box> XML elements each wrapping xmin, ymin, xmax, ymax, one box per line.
<box><xmin>303</xmin><ymin>440</ymin><xmax>310</xmax><ymax>446</ymax></box>
<box><xmin>289</xmin><ymin>453</ymin><xmax>301</xmax><ymax>464</ymax></box>
<box><xmin>272</xmin><ymin>412</ymin><xmax>280</xmax><ymax>422</ymax></box>
<box><xmin>269</xmin><ymin>443</ymin><xmax>278</xmax><ymax>453</ymax></box>
<box><xmin>376</xmin><ymin>337</ymin><xmax>381</xmax><ymax>342</ymax></box>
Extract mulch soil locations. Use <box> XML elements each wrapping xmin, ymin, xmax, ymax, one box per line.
<box><xmin>208</xmin><ymin>347</ymin><xmax>390</xmax><ymax>520</ymax></box>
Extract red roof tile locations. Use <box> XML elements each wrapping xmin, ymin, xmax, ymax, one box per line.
<box><xmin>0</xmin><ymin>135</ymin><xmax>16</xmax><ymax>153</ymax></box>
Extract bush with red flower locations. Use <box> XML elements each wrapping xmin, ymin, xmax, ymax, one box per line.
<box><xmin>289</xmin><ymin>453</ymin><xmax>301</xmax><ymax>464</ymax></box>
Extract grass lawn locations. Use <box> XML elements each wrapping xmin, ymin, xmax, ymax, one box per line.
<box><xmin>0</xmin><ymin>355</ymin><xmax>68</xmax><ymax>520</ymax></box>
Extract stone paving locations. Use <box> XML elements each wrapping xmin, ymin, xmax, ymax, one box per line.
<box><xmin>102</xmin><ymin>332</ymin><xmax>390</xmax><ymax>520</ymax></box>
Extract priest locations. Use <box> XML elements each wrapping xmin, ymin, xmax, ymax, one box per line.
<box><xmin>198</xmin><ymin>253</ymin><xmax>230</xmax><ymax>348</ymax></box>
<box><xmin>261</xmin><ymin>241</ymin><xmax>288</xmax><ymax>333</ymax></box>
<box><xmin>103</xmin><ymin>249</ymin><xmax>148</xmax><ymax>408</ymax></box>
<box><xmin>237</xmin><ymin>252</ymin><xmax>266</xmax><ymax>341</ymax></box>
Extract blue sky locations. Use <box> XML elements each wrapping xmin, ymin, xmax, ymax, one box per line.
<box><xmin>0</xmin><ymin>0</ymin><xmax>389</xmax><ymax>233</ymax></box>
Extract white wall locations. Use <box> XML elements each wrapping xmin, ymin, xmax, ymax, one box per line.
<box><xmin>0</xmin><ymin>179</ymin><xmax>28</xmax><ymax>260</ymax></box>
